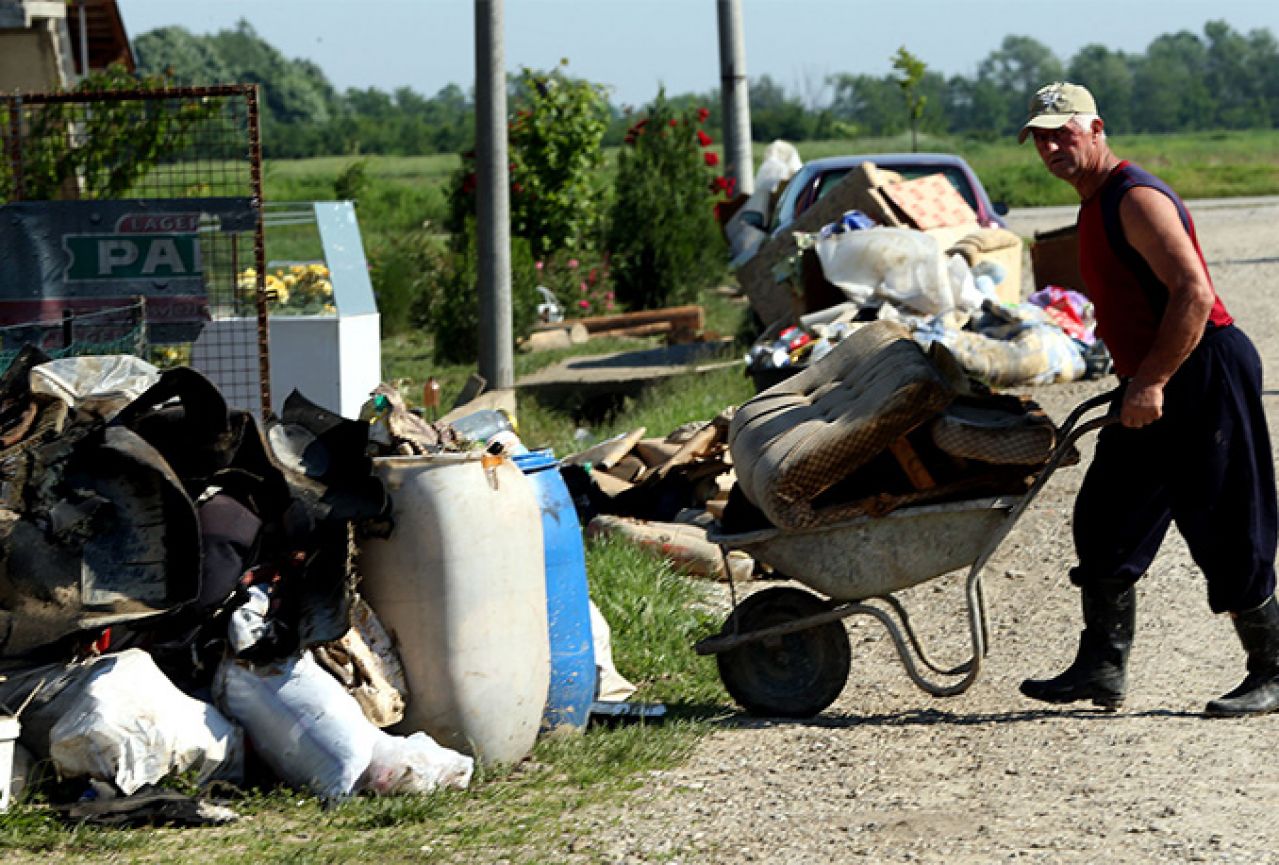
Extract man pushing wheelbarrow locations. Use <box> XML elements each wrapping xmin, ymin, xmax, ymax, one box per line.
<box><xmin>1016</xmin><ymin>82</ymin><xmax>1278</xmax><ymax>718</ymax></box>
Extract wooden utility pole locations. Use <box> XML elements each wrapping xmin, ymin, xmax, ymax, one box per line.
<box><xmin>475</xmin><ymin>0</ymin><xmax>513</xmax><ymax>388</ymax></box>
<box><xmin>717</xmin><ymin>0</ymin><xmax>754</xmax><ymax>195</ymax></box>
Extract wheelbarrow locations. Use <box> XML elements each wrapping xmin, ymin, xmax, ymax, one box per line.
<box><xmin>695</xmin><ymin>388</ymin><xmax>1119</xmax><ymax>717</ymax></box>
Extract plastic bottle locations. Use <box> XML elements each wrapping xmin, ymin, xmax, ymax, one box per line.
<box><xmin>422</xmin><ymin>378</ymin><xmax>441</xmax><ymax>420</ymax></box>
<box><xmin>360</xmin><ymin>393</ymin><xmax>394</xmax><ymax>448</ymax></box>
<box><xmin>448</xmin><ymin>408</ymin><xmax>516</xmax><ymax>445</ymax></box>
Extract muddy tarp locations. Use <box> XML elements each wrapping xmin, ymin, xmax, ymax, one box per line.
<box><xmin>0</xmin><ymin>364</ymin><xmax>390</xmax><ymax>687</ymax></box>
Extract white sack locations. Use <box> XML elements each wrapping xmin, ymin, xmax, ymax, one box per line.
<box><xmin>214</xmin><ymin>651</ymin><xmax>378</xmax><ymax>800</ymax></box>
<box><xmin>815</xmin><ymin>227</ymin><xmax>957</xmax><ymax>317</ymax></box>
<box><xmin>48</xmin><ymin>649</ymin><xmax>243</xmax><ymax>795</ymax></box>
<box><xmin>726</xmin><ymin>140</ymin><xmax>805</xmax><ymax>261</ymax></box>
<box><xmin>589</xmin><ymin>599</ymin><xmax>637</xmax><ymax>702</ymax></box>
<box><xmin>358</xmin><ymin>731</ymin><xmax>474</xmax><ymax>796</ymax></box>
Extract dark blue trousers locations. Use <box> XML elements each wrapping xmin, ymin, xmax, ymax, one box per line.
<box><xmin>1071</xmin><ymin>325</ymin><xmax>1278</xmax><ymax>613</ymax></box>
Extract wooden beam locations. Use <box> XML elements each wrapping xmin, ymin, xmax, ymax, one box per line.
<box><xmin>888</xmin><ymin>435</ymin><xmax>936</xmax><ymax>491</ymax></box>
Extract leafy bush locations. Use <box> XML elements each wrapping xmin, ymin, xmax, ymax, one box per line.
<box><xmin>606</xmin><ymin>93</ymin><xmax>727</xmax><ymax>310</ymax></box>
<box><xmin>333</xmin><ymin>159</ymin><xmax>369</xmax><ymax>203</ymax></box>
<box><xmin>369</xmin><ymin>232</ymin><xmax>441</xmax><ymax>335</ymax></box>
<box><xmin>409</xmin><ymin>221</ymin><xmax>541</xmax><ymax>364</ymax></box>
<box><xmin>535</xmin><ymin>250</ymin><xmax>616</xmax><ymax>319</ymax></box>
<box><xmin>447</xmin><ymin>62</ymin><xmax>610</xmax><ymax>260</ymax></box>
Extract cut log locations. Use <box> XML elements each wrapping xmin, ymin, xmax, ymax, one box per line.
<box><xmin>570</xmin><ymin>305</ymin><xmax>704</xmax><ymax>336</ymax></box>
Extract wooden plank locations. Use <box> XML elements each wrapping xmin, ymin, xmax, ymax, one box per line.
<box><xmin>888</xmin><ymin>435</ymin><xmax>936</xmax><ymax>491</ymax></box>
<box><xmin>568</xmin><ymin>305</ymin><xmax>704</xmax><ymax>335</ymax></box>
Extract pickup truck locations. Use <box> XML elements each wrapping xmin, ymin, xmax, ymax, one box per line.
<box><xmin>769</xmin><ymin>152</ymin><xmax>1009</xmax><ymax>236</ymax></box>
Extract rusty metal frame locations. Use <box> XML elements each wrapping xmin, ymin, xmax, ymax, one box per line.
<box><xmin>1</xmin><ymin>83</ymin><xmax>272</xmax><ymax>416</ymax></box>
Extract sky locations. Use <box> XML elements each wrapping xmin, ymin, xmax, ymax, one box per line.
<box><xmin>120</xmin><ymin>0</ymin><xmax>1279</xmax><ymax>107</ymax></box>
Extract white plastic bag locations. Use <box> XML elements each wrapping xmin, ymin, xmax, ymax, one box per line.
<box><xmin>948</xmin><ymin>253</ymin><xmax>984</xmax><ymax>314</ymax></box>
<box><xmin>214</xmin><ymin>651</ymin><xmax>378</xmax><ymax>799</ymax></box>
<box><xmin>589</xmin><ymin>600</ymin><xmax>637</xmax><ymax>702</ymax></box>
<box><xmin>227</xmin><ymin>584</ymin><xmax>272</xmax><ymax>653</ymax></box>
<box><xmin>29</xmin><ymin>355</ymin><xmax>162</xmax><ymax>420</ymax></box>
<box><xmin>725</xmin><ymin>140</ymin><xmax>804</xmax><ymax>261</ymax></box>
<box><xmin>815</xmin><ymin>227</ymin><xmax>955</xmax><ymax>316</ymax></box>
<box><xmin>48</xmin><ymin>649</ymin><xmax>243</xmax><ymax>795</ymax></box>
<box><xmin>358</xmin><ymin>731</ymin><xmax>474</xmax><ymax>796</ymax></box>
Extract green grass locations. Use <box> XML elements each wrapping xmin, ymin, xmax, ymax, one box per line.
<box><xmin>259</xmin><ymin>128</ymin><xmax>1279</xmax><ymax>259</ymax></box>
<box><xmin>781</xmin><ymin>128</ymin><xmax>1279</xmax><ymax>207</ymax></box>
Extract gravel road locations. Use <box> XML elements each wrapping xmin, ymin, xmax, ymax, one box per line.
<box><xmin>567</xmin><ymin>197</ymin><xmax>1279</xmax><ymax>864</ymax></box>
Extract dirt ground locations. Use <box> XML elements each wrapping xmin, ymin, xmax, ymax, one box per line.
<box><xmin>566</xmin><ymin>197</ymin><xmax>1279</xmax><ymax>864</ymax></box>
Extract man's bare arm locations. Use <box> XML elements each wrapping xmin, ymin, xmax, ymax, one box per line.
<box><xmin>1116</xmin><ymin>186</ymin><xmax>1216</xmax><ymax>427</ymax></box>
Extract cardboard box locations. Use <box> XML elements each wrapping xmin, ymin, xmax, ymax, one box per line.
<box><xmin>944</xmin><ymin>227</ymin><xmax>1025</xmax><ymax>305</ymax></box>
<box><xmin>1031</xmin><ymin>224</ymin><xmax>1086</xmax><ymax>294</ymax></box>
<box><xmin>880</xmin><ymin>173</ymin><xmax>979</xmax><ymax>231</ymax></box>
<box><xmin>735</xmin><ymin>163</ymin><xmax>907</xmax><ymax>326</ymax></box>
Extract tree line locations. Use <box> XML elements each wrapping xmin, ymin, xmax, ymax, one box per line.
<box><xmin>133</xmin><ymin>19</ymin><xmax>1279</xmax><ymax>158</ymax></box>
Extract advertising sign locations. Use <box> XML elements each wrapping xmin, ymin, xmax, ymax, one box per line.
<box><xmin>0</xmin><ymin>198</ymin><xmax>257</xmax><ymax>344</ymax></box>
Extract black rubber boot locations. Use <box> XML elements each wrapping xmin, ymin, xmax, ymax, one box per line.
<box><xmin>1020</xmin><ymin>582</ymin><xmax>1135</xmax><ymax>710</ymax></box>
<box><xmin>1204</xmin><ymin>595</ymin><xmax>1279</xmax><ymax>717</ymax></box>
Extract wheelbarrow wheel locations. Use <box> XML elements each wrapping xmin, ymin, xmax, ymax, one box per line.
<box><xmin>716</xmin><ymin>586</ymin><xmax>851</xmax><ymax>718</ymax></box>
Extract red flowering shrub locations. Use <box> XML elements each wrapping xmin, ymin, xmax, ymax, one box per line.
<box><xmin>606</xmin><ymin>92</ymin><xmax>726</xmax><ymax>310</ymax></box>
<box><xmin>534</xmin><ymin>250</ymin><xmax>616</xmax><ymax>318</ymax></box>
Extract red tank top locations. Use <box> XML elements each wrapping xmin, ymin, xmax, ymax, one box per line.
<box><xmin>1076</xmin><ymin>161</ymin><xmax>1231</xmax><ymax>377</ymax></box>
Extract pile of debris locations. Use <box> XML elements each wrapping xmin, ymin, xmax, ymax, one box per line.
<box><xmin>724</xmin><ymin>319</ymin><xmax>1067</xmax><ymax>536</ymax></box>
<box><xmin>558</xmin><ymin>412</ymin><xmax>753</xmax><ymax>582</ymax></box>
<box><xmin>722</xmin><ymin>145</ymin><xmax>1108</xmax><ymax>391</ymax></box>
<box><xmin>0</xmin><ymin>348</ymin><xmax>486</xmax><ymax>819</ymax></box>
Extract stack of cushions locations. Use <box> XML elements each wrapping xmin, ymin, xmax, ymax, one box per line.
<box><xmin>729</xmin><ymin>320</ymin><xmax>956</xmax><ymax>530</ymax></box>
<box><xmin>728</xmin><ymin>319</ymin><xmax>1060</xmax><ymax>531</ymax></box>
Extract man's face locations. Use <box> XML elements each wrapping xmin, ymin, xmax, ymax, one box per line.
<box><xmin>1031</xmin><ymin>119</ymin><xmax>1096</xmax><ymax>181</ymax></box>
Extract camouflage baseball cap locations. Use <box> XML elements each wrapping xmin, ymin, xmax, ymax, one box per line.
<box><xmin>1018</xmin><ymin>82</ymin><xmax>1097</xmax><ymax>143</ymax></box>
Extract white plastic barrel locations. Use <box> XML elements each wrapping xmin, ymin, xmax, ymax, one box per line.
<box><xmin>357</xmin><ymin>453</ymin><xmax>549</xmax><ymax>767</ymax></box>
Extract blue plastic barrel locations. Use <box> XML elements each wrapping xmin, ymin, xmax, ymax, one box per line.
<box><xmin>513</xmin><ymin>449</ymin><xmax>596</xmax><ymax>733</ymax></box>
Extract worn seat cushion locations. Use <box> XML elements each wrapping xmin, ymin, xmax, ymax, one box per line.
<box><xmin>928</xmin><ymin>396</ymin><xmax>1057</xmax><ymax>466</ymax></box>
<box><xmin>729</xmin><ymin>320</ymin><xmax>956</xmax><ymax>530</ymax></box>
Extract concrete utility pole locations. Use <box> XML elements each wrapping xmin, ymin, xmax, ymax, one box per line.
<box><xmin>474</xmin><ymin>0</ymin><xmax>513</xmax><ymax>389</ymax></box>
<box><xmin>717</xmin><ymin>0</ymin><xmax>754</xmax><ymax>195</ymax></box>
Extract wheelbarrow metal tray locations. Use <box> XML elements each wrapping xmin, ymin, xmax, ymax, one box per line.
<box><xmin>710</xmin><ymin>497</ymin><xmax>1015</xmax><ymax>601</ymax></box>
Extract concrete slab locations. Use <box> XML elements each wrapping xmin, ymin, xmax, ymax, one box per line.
<box><xmin>515</xmin><ymin>341</ymin><xmax>742</xmax><ymax>407</ymax></box>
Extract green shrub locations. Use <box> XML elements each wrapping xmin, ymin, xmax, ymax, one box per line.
<box><xmin>410</xmin><ymin>221</ymin><xmax>541</xmax><ymax>364</ymax></box>
<box><xmin>447</xmin><ymin>62</ymin><xmax>610</xmax><ymax>260</ymax></box>
<box><xmin>333</xmin><ymin>158</ymin><xmax>369</xmax><ymax>203</ymax></box>
<box><xmin>368</xmin><ymin>231</ymin><xmax>441</xmax><ymax>336</ymax></box>
<box><xmin>606</xmin><ymin>92</ymin><xmax>727</xmax><ymax>310</ymax></box>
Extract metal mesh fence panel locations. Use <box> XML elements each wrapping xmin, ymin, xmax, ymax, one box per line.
<box><xmin>0</xmin><ymin>85</ymin><xmax>271</xmax><ymax>415</ymax></box>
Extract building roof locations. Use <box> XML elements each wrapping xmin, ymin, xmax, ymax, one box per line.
<box><xmin>65</xmin><ymin>0</ymin><xmax>134</xmax><ymax>74</ymax></box>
